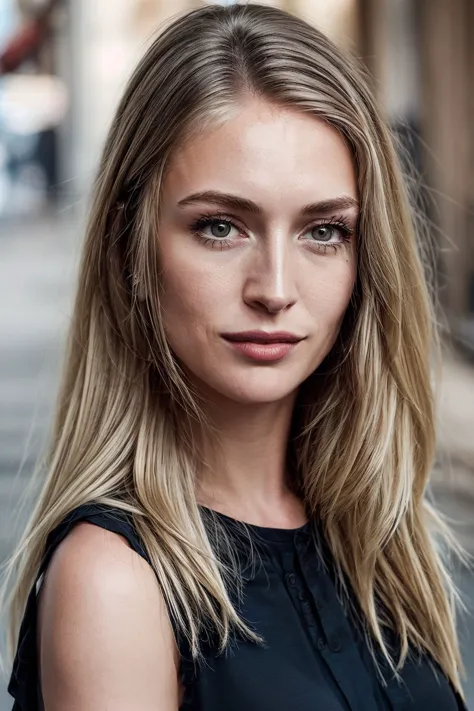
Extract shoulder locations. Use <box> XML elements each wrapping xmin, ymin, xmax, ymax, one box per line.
<box><xmin>37</xmin><ymin>520</ymin><xmax>180</xmax><ymax>710</ymax></box>
<box><xmin>41</xmin><ymin>520</ymin><xmax>158</xmax><ymax>604</ymax></box>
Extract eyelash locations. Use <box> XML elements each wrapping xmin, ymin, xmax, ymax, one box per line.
<box><xmin>188</xmin><ymin>211</ymin><xmax>354</xmax><ymax>254</ymax></box>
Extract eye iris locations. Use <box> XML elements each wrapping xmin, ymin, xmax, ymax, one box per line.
<box><xmin>211</xmin><ymin>221</ymin><xmax>231</xmax><ymax>238</ymax></box>
<box><xmin>313</xmin><ymin>226</ymin><xmax>332</xmax><ymax>242</ymax></box>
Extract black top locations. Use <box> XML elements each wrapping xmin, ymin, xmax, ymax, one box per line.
<box><xmin>8</xmin><ymin>502</ymin><xmax>468</xmax><ymax>710</ymax></box>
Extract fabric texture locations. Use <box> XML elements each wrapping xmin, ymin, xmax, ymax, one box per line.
<box><xmin>7</xmin><ymin>502</ymin><xmax>469</xmax><ymax>710</ymax></box>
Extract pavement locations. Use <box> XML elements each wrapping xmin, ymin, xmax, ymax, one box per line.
<box><xmin>0</xmin><ymin>210</ymin><xmax>473</xmax><ymax>708</ymax></box>
<box><xmin>432</xmin><ymin>346</ymin><xmax>474</xmax><ymax>552</ymax></box>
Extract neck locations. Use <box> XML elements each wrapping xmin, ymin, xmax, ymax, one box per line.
<box><xmin>194</xmin><ymin>390</ymin><xmax>307</xmax><ymax>528</ymax></box>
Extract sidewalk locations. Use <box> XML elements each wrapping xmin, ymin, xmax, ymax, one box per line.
<box><xmin>437</xmin><ymin>346</ymin><xmax>474</xmax><ymax>468</ymax></box>
<box><xmin>431</xmin><ymin>346</ymin><xmax>474</xmax><ymax>553</ymax></box>
<box><xmin>434</xmin><ymin>346</ymin><xmax>474</xmax><ymax>487</ymax></box>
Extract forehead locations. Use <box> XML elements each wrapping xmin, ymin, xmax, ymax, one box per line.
<box><xmin>163</xmin><ymin>100</ymin><xmax>357</xmax><ymax>208</ymax></box>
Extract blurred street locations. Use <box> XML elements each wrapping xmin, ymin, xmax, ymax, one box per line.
<box><xmin>0</xmin><ymin>212</ymin><xmax>473</xmax><ymax>707</ymax></box>
<box><xmin>0</xmin><ymin>211</ymin><xmax>80</xmax><ymax>543</ymax></box>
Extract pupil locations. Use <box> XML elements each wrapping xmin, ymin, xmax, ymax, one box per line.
<box><xmin>315</xmin><ymin>226</ymin><xmax>331</xmax><ymax>241</ymax></box>
<box><xmin>212</xmin><ymin>222</ymin><xmax>230</xmax><ymax>238</ymax></box>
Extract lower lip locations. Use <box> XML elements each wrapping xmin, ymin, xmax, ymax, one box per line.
<box><xmin>223</xmin><ymin>339</ymin><xmax>299</xmax><ymax>362</ymax></box>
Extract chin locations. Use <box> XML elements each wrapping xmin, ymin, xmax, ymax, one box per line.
<box><xmin>208</xmin><ymin>370</ymin><xmax>304</xmax><ymax>406</ymax></box>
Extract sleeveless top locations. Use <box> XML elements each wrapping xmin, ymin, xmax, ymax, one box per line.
<box><xmin>7</xmin><ymin>502</ymin><xmax>468</xmax><ymax>710</ymax></box>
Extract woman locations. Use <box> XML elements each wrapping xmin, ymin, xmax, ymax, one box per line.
<box><xmin>2</xmin><ymin>3</ymin><xmax>469</xmax><ymax>709</ymax></box>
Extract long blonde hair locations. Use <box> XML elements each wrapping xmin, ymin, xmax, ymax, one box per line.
<box><xmin>0</xmin><ymin>2</ymin><xmax>467</xmax><ymax>697</ymax></box>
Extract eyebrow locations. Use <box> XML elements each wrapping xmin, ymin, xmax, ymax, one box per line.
<box><xmin>177</xmin><ymin>190</ymin><xmax>359</xmax><ymax>216</ymax></box>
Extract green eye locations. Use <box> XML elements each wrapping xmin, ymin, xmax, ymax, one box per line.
<box><xmin>312</xmin><ymin>226</ymin><xmax>334</xmax><ymax>242</ymax></box>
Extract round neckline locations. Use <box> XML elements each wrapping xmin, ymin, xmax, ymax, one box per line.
<box><xmin>198</xmin><ymin>504</ymin><xmax>312</xmax><ymax>543</ymax></box>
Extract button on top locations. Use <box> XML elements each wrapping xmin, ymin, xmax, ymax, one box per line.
<box><xmin>287</xmin><ymin>573</ymin><xmax>297</xmax><ymax>585</ymax></box>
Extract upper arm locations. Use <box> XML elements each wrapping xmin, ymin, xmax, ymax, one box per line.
<box><xmin>37</xmin><ymin>521</ymin><xmax>180</xmax><ymax>711</ymax></box>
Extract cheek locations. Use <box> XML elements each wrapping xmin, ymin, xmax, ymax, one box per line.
<box><xmin>159</xmin><ymin>261</ymin><xmax>228</xmax><ymax>342</ymax></box>
<box><xmin>304</xmin><ymin>263</ymin><xmax>355</xmax><ymax>329</ymax></box>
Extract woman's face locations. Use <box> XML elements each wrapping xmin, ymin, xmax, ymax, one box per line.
<box><xmin>157</xmin><ymin>98</ymin><xmax>358</xmax><ymax>405</ymax></box>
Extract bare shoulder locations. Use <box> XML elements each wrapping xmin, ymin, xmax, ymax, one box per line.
<box><xmin>38</xmin><ymin>520</ymin><xmax>181</xmax><ymax>710</ymax></box>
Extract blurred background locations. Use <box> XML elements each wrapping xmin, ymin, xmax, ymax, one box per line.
<box><xmin>0</xmin><ymin>0</ymin><xmax>473</xmax><ymax>707</ymax></box>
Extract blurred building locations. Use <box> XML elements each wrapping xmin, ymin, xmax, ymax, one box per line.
<box><xmin>358</xmin><ymin>0</ymin><xmax>474</xmax><ymax>353</ymax></box>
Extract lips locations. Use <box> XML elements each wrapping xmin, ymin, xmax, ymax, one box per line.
<box><xmin>223</xmin><ymin>338</ymin><xmax>300</xmax><ymax>363</ymax></box>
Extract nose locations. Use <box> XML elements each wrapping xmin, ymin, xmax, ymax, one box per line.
<box><xmin>242</xmin><ymin>234</ymin><xmax>298</xmax><ymax>314</ymax></box>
